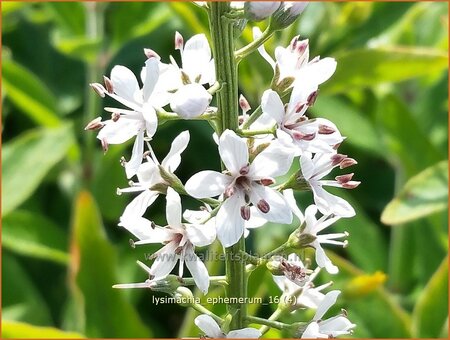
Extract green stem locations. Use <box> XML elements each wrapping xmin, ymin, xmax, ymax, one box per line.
<box><xmin>191</xmin><ymin>303</ymin><xmax>224</xmax><ymax>324</ymax></box>
<box><xmin>181</xmin><ymin>276</ymin><xmax>227</xmax><ymax>286</ymax></box>
<box><xmin>259</xmin><ymin>307</ymin><xmax>285</xmax><ymax>335</ymax></box>
<box><xmin>235</xmin><ymin>24</ymin><xmax>274</xmax><ymax>63</ymax></box>
<box><xmin>245</xmin><ymin>315</ymin><xmax>290</xmax><ymax>330</ymax></box>
<box><xmin>209</xmin><ymin>3</ymin><xmax>246</xmax><ymax>330</ymax></box>
<box><xmin>83</xmin><ymin>2</ymin><xmax>105</xmax><ymax>185</ymax></box>
<box><xmin>238</xmin><ymin>126</ymin><xmax>276</xmax><ymax>137</ymax></box>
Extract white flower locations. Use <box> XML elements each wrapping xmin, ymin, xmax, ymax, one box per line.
<box><xmin>301</xmin><ymin>291</ymin><xmax>355</xmax><ymax>338</ymax></box>
<box><xmin>195</xmin><ymin>314</ymin><xmax>261</xmax><ymax>338</ymax></box>
<box><xmin>90</xmin><ymin>58</ymin><xmax>161</xmax><ymax>178</ymax></box>
<box><xmin>253</xmin><ymin>28</ymin><xmax>335</xmax><ymax>88</ymax></box>
<box><xmin>302</xmin><ymin>205</ymin><xmax>348</xmax><ymax>274</ymax></box>
<box><xmin>185</xmin><ymin>130</ymin><xmax>294</xmax><ymax>247</ymax></box>
<box><xmin>170</xmin><ymin>83</ymin><xmax>212</xmax><ymax>119</ymax></box>
<box><xmin>245</xmin><ymin>2</ymin><xmax>281</xmax><ymax>21</ymax></box>
<box><xmin>273</xmin><ymin>254</ymin><xmax>332</xmax><ymax>310</ymax></box>
<box><xmin>260</xmin><ymin>87</ymin><xmax>343</xmax><ymax>155</ymax></box>
<box><xmin>300</xmin><ymin>152</ymin><xmax>360</xmax><ymax>217</ymax></box>
<box><xmin>132</xmin><ymin>188</ymin><xmax>215</xmax><ymax>294</ymax></box>
<box><xmin>118</xmin><ymin>131</ymin><xmax>190</xmax><ymax>233</ymax></box>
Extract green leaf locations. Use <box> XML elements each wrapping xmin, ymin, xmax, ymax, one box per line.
<box><xmin>2</xmin><ymin>60</ymin><xmax>61</xmax><ymax>127</ymax></box>
<box><xmin>2</xmin><ymin>124</ymin><xmax>74</xmax><ymax>216</ymax></box>
<box><xmin>51</xmin><ymin>34</ymin><xmax>102</xmax><ymax>63</ymax></box>
<box><xmin>412</xmin><ymin>256</ymin><xmax>448</xmax><ymax>337</ymax></box>
<box><xmin>67</xmin><ymin>191</ymin><xmax>151</xmax><ymax>337</ymax></box>
<box><xmin>2</xmin><ymin>210</ymin><xmax>69</xmax><ymax>264</ymax></box>
<box><xmin>322</xmin><ymin>47</ymin><xmax>448</xmax><ymax>94</ymax></box>
<box><xmin>2</xmin><ymin>253</ymin><xmax>53</xmax><ymax>326</ymax></box>
<box><xmin>45</xmin><ymin>2</ymin><xmax>86</xmax><ymax>36</ymax></box>
<box><xmin>381</xmin><ymin>160</ymin><xmax>448</xmax><ymax>225</ymax></box>
<box><xmin>2</xmin><ymin>321</ymin><xmax>85</xmax><ymax>339</ymax></box>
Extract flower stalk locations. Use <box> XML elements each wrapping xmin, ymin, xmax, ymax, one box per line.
<box><xmin>209</xmin><ymin>2</ymin><xmax>246</xmax><ymax>330</ymax></box>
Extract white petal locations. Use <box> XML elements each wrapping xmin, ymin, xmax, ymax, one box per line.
<box><xmin>186</xmin><ymin>221</ymin><xmax>216</xmax><ymax>247</ymax></box>
<box><xmin>166</xmin><ymin>187</ymin><xmax>182</xmax><ymax>228</ymax></box>
<box><xmin>181</xmin><ymin>34</ymin><xmax>212</xmax><ymax>83</ymax></box>
<box><xmin>216</xmin><ymin>194</ymin><xmax>245</xmax><ymax>247</ymax></box>
<box><xmin>183</xmin><ymin>208</ymin><xmax>210</xmax><ymax>224</ymax></box>
<box><xmin>185</xmin><ymin>171</ymin><xmax>231</xmax><ymax>199</ymax></box>
<box><xmin>161</xmin><ymin>130</ymin><xmax>190</xmax><ymax>172</ymax></box>
<box><xmin>300</xmin><ymin>153</ymin><xmax>315</xmax><ymax>180</ymax></box>
<box><xmin>319</xmin><ymin>316</ymin><xmax>355</xmax><ymax>336</ymax></box>
<box><xmin>315</xmin><ymin>242</ymin><xmax>339</xmax><ymax>274</ymax></box>
<box><xmin>185</xmin><ymin>251</ymin><xmax>210</xmax><ymax>294</ymax></box>
<box><xmin>296</xmin><ymin>57</ymin><xmax>337</xmax><ymax>87</ymax></box>
<box><xmin>142</xmin><ymin>58</ymin><xmax>160</xmax><ymax>102</ymax></box>
<box><xmin>170</xmin><ymin>84</ymin><xmax>212</xmax><ymax>118</ymax></box>
<box><xmin>111</xmin><ymin>65</ymin><xmax>140</xmax><ymax>104</ymax></box>
<box><xmin>301</xmin><ymin>322</ymin><xmax>327</xmax><ymax>339</ymax></box>
<box><xmin>311</xmin><ymin>184</ymin><xmax>355</xmax><ymax>217</ymax></box>
<box><xmin>228</xmin><ymin>328</ymin><xmax>262</xmax><ymax>338</ymax></box>
<box><xmin>125</xmin><ymin>130</ymin><xmax>144</xmax><ymax>179</ymax></box>
<box><xmin>142</xmin><ymin>103</ymin><xmax>157</xmax><ymax>138</ymax></box>
<box><xmin>149</xmin><ymin>244</ymin><xmax>179</xmax><ymax>280</ymax></box>
<box><xmin>287</xmin><ymin>80</ymin><xmax>316</xmax><ymax>116</ymax></box>
<box><xmin>250</xmin><ymin>143</ymin><xmax>293</xmax><ymax>178</ymax></box>
<box><xmin>137</xmin><ymin>159</ymin><xmax>160</xmax><ymax>186</ymax></box>
<box><xmin>283</xmin><ymin>189</ymin><xmax>304</xmax><ymax>223</ymax></box>
<box><xmin>261</xmin><ymin>89</ymin><xmax>285</xmax><ymax>125</ymax></box>
<box><xmin>97</xmin><ymin>118</ymin><xmax>141</xmax><ymax>144</ymax></box>
<box><xmin>121</xmin><ymin>190</ymin><xmax>159</xmax><ymax>219</ymax></box>
<box><xmin>118</xmin><ymin>216</ymin><xmax>167</xmax><ymax>242</ymax></box>
<box><xmin>219</xmin><ymin>130</ymin><xmax>249</xmax><ymax>174</ymax></box>
<box><xmin>194</xmin><ymin>315</ymin><xmax>223</xmax><ymax>338</ymax></box>
<box><xmin>314</xmin><ymin>290</ymin><xmax>341</xmax><ymax>321</ymax></box>
<box><xmin>250</xmin><ymin>185</ymin><xmax>293</xmax><ymax>224</ymax></box>
<box><xmin>253</xmin><ymin>27</ymin><xmax>276</xmax><ymax>69</ymax></box>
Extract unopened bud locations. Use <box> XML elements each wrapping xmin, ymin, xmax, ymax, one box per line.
<box><xmin>270</xmin><ymin>2</ymin><xmax>309</xmax><ymax>30</ymax></box>
<box><xmin>84</xmin><ymin>117</ymin><xmax>104</xmax><ymax>131</ymax></box>
<box><xmin>240</xmin><ymin>206</ymin><xmax>251</xmax><ymax>221</ymax></box>
<box><xmin>257</xmin><ymin>199</ymin><xmax>270</xmax><ymax>213</ymax></box>
<box><xmin>90</xmin><ymin>82</ymin><xmax>106</xmax><ymax>98</ymax></box>
<box><xmin>318</xmin><ymin>124</ymin><xmax>335</xmax><ymax>135</ymax></box>
<box><xmin>244</xmin><ymin>1</ymin><xmax>281</xmax><ymax>21</ymax></box>
<box><xmin>175</xmin><ymin>31</ymin><xmax>184</xmax><ymax>50</ymax></box>
<box><xmin>103</xmin><ymin>76</ymin><xmax>114</xmax><ymax>94</ymax></box>
<box><xmin>173</xmin><ymin>286</ymin><xmax>194</xmax><ymax>306</ymax></box>
<box><xmin>239</xmin><ymin>94</ymin><xmax>251</xmax><ymax>113</ymax></box>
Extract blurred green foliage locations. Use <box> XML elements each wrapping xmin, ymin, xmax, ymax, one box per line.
<box><xmin>2</xmin><ymin>1</ymin><xmax>448</xmax><ymax>338</ymax></box>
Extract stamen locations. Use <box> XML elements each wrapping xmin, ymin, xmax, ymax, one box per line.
<box><xmin>335</xmin><ymin>173</ymin><xmax>354</xmax><ymax>184</ymax></box>
<box><xmin>307</xmin><ymin>90</ymin><xmax>318</xmax><ymax>106</ymax></box>
<box><xmin>101</xmin><ymin>138</ymin><xmax>109</xmax><ymax>153</ymax></box>
<box><xmin>111</xmin><ymin>112</ymin><xmax>120</xmax><ymax>122</ymax></box>
<box><xmin>318</xmin><ymin>124</ymin><xmax>335</xmax><ymax>135</ymax></box>
<box><xmin>120</xmin><ymin>157</ymin><xmax>127</xmax><ymax>167</ymax></box>
<box><xmin>257</xmin><ymin>199</ymin><xmax>270</xmax><ymax>213</ymax></box>
<box><xmin>330</xmin><ymin>154</ymin><xmax>347</xmax><ymax>166</ymax></box>
<box><xmin>224</xmin><ymin>185</ymin><xmax>235</xmax><ymax>198</ymax></box>
<box><xmin>84</xmin><ymin>117</ymin><xmax>104</xmax><ymax>131</ymax></box>
<box><xmin>239</xmin><ymin>164</ymin><xmax>250</xmax><ymax>175</ymax></box>
<box><xmin>240</xmin><ymin>206</ymin><xmax>251</xmax><ymax>221</ymax></box>
<box><xmin>342</xmin><ymin>181</ymin><xmax>361</xmax><ymax>189</ymax></box>
<box><xmin>239</xmin><ymin>94</ymin><xmax>251</xmax><ymax>113</ymax></box>
<box><xmin>129</xmin><ymin>239</ymin><xmax>136</xmax><ymax>248</ymax></box>
<box><xmin>103</xmin><ymin>76</ymin><xmax>114</xmax><ymax>94</ymax></box>
<box><xmin>340</xmin><ymin>158</ymin><xmax>358</xmax><ymax>169</ymax></box>
<box><xmin>260</xmin><ymin>178</ymin><xmax>275</xmax><ymax>186</ymax></box>
<box><xmin>293</xmin><ymin>131</ymin><xmax>315</xmax><ymax>141</ymax></box>
<box><xmin>90</xmin><ymin>83</ymin><xmax>106</xmax><ymax>98</ymax></box>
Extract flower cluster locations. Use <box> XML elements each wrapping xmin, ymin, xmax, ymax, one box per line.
<box><xmin>87</xmin><ymin>1</ymin><xmax>359</xmax><ymax>338</ymax></box>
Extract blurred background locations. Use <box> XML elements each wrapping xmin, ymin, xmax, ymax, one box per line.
<box><xmin>2</xmin><ymin>1</ymin><xmax>448</xmax><ymax>338</ymax></box>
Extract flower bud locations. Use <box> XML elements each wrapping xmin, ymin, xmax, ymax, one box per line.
<box><xmin>170</xmin><ymin>84</ymin><xmax>212</xmax><ymax>119</ymax></box>
<box><xmin>173</xmin><ymin>286</ymin><xmax>194</xmax><ymax>307</ymax></box>
<box><xmin>244</xmin><ymin>1</ymin><xmax>281</xmax><ymax>21</ymax></box>
<box><xmin>270</xmin><ymin>2</ymin><xmax>308</xmax><ymax>30</ymax></box>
